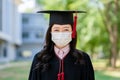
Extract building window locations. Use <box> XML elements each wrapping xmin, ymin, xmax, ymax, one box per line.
<box><xmin>3</xmin><ymin>47</ymin><xmax>7</xmax><ymax>57</ymax></box>
<box><xmin>22</xmin><ymin>17</ymin><xmax>29</xmax><ymax>24</ymax></box>
<box><xmin>22</xmin><ymin>32</ymin><xmax>29</xmax><ymax>38</ymax></box>
<box><xmin>0</xmin><ymin>44</ymin><xmax>7</xmax><ymax>58</ymax></box>
<box><xmin>36</xmin><ymin>32</ymin><xmax>44</xmax><ymax>38</ymax></box>
<box><xmin>0</xmin><ymin>44</ymin><xmax>2</xmax><ymax>57</ymax></box>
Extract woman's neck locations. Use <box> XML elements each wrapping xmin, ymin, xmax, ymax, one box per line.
<box><xmin>55</xmin><ymin>44</ymin><xmax>69</xmax><ymax>49</ymax></box>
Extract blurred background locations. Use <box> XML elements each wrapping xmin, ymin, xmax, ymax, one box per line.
<box><xmin>0</xmin><ymin>0</ymin><xmax>120</xmax><ymax>80</ymax></box>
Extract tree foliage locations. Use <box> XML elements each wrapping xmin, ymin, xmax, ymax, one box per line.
<box><xmin>36</xmin><ymin>0</ymin><xmax>120</xmax><ymax>68</ymax></box>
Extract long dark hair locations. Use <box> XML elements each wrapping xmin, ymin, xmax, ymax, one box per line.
<box><xmin>35</xmin><ymin>24</ymin><xmax>83</xmax><ymax>72</ymax></box>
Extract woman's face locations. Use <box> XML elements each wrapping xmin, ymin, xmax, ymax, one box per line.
<box><xmin>51</xmin><ymin>24</ymin><xmax>72</xmax><ymax>32</ymax></box>
<box><xmin>51</xmin><ymin>24</ymin><xmax>72</xmax><ymax>48</ymax></box>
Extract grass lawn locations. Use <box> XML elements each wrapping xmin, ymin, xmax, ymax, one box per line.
<box><xmin>93</xmin><ymin>59</ymin><xmax>120</xmax><ymax>80</ymax></box>
<box><xmin>95</xmin><ymin>70</ymin><xmax>120</xmax><ymax>80</ymax></box>
<box><xmin>0</xmin><ymin>61</ymin><xmax>31</xmax><ymax>80</ymax></box>
<box><xmin>0</xmin><ymin>60</ymin><xmax>120</xmax><ymax>80</ymax></box>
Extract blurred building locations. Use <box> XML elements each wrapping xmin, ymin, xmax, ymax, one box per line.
<box><xmin>0</xmin><ymin>0</ymin><xmax>22</xmax><ymax>62</ymax></box>
<box><xmin>18</xmin><ymin>13</ymin><xmax>48</xmax><ymax>59</ymax></box>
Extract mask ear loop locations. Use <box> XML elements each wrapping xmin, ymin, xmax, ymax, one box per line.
<box><xmin>72</xmin><ymin>12</ymin><xmax>77</xmax><ymax>38</ymax></box>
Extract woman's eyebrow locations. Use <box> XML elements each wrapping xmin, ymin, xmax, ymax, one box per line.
<box><xmin>63</xmin><ymin>26</ymin><xmax>70</xmax><ymax>28</ymax></box>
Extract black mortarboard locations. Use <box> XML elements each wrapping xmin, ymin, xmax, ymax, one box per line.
<box><xmin>37</xmin><ymin>10</ymin><xmax>86</xmax><ymax>38</ymax></box>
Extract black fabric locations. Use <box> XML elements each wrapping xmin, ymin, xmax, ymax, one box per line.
<box><xmin>28</xmin><ymin>49</ymin><xmax>95</xmax><ymax>80</ymax></box>
<box><xmin>37</xmin><ymin>10</ymin><xmax>86</xmax><ymax>25</ymax></box>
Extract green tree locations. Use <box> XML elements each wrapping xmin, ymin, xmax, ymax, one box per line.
<box><xmin>36</xmin><ymin>0</ymin><xmax>120</xmax><ymax>68</ymax></box>
<box><xmin>95</xmin><ymin>0</ymin><xmax>120</xmax><ymax>68</ymax></box>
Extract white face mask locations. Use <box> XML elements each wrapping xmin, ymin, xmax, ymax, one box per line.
<box><xmin>51</xmin><ymin>32</ymin><xmax>72</xmax><ymax>48</ymax></box>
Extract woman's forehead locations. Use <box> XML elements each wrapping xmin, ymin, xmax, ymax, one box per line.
<box><xmin>52</xmin><ymin>24</ymin><xmax>72</xmax><ymax>28</ymax></box>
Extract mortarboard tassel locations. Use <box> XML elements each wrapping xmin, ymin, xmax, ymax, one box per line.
<box><xmin>61</xmin><ymin>72</ymin><xmax>64</xmax><ymax>80</ymax></box>
<box><xmin>72</xmin><ymin>13</ymin><xmax>77</xmax><ymax>38</ymax></box>
<box><xmin>57</xmin><ymin>73</ymin><xmax>61</xmax><ymax>80</ymax></box>
<box><xmin>57</xmin><ymin>59</ymin><xmax>64</xmax><ymax>80</ymax></box>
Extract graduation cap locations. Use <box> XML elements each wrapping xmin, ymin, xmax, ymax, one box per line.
<box><xmin>37</xmin><ymin>10</ymin><xmax>86</xmax><ymax>38</ymax></box>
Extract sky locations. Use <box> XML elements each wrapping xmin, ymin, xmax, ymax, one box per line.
<box><xmin>18</xmin><ymin>0</ymin><xmax>104</xmax><ymax>13</ymax></box>
<box><xmin>18</xmin><ymin>0</ymin><xmax>35</xmax><ymax>12</ymax></box>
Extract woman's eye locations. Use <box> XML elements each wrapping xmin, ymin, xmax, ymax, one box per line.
<box><xmin>64</xmin><ymin>29</ymin><xmax>69</xmax><ymax>31</ymax></box>
<box><xmin>54</xmin><ymin>29</ymin><xmax>59</xmax><ymax>31</ymax></box>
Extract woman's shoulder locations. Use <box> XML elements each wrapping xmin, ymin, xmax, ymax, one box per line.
<box><xmin>31</xmin><ymin>50</ymin><xmax>43</xmax><ymax>67</ymax></box>
<box><xmin>34</xmin><ymin>47</ymin><xmax>46</xmax><ymax>57</ymax></box>
<box><xmin>74</xmin><ymin>49</ymin><xmax>93</xmax><ymax>66</ymax></box>
<box><xmin>33</xmin><ymin>50</ymin><xmax>43</xmax><ymax>59</ymax></box>
<box><xmin>74</xmin><ymin>49</ymin><xmax>91</xmax><ymax>59</ymax></box>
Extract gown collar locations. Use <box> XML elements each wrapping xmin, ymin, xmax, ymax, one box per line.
<box><xmin>54</xmin><ymin>45</ymin><xmax>70</xmax><ymax>60</ymax></box>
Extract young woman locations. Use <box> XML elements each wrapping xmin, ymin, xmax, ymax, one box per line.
<box><xmin>28</xmin><ymin>10</ymin><xmax>95</xmax><ymax>80</ymax></box>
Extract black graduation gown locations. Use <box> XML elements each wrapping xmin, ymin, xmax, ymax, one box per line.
<box><xmin>28</xmin><ymin>49</ymin><xmax>95</xmax><ymax>80</ymax></box>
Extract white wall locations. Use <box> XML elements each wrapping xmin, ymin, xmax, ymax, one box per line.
<box><xmin>0</xmin><ymin>0</ymin><xmax>22</xmax><ymax>62</ymax></box>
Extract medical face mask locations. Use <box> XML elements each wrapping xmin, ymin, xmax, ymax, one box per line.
<box><xmin>51</xmin><ymin>32</ymin><xmax>72</xmax><ymax>48</ymax></box>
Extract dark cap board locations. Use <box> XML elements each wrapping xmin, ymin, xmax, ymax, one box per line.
<box><xmin>37</xmin><ymin>10</ymin><xmax>86</xmax><ymax>25</ymax></box>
